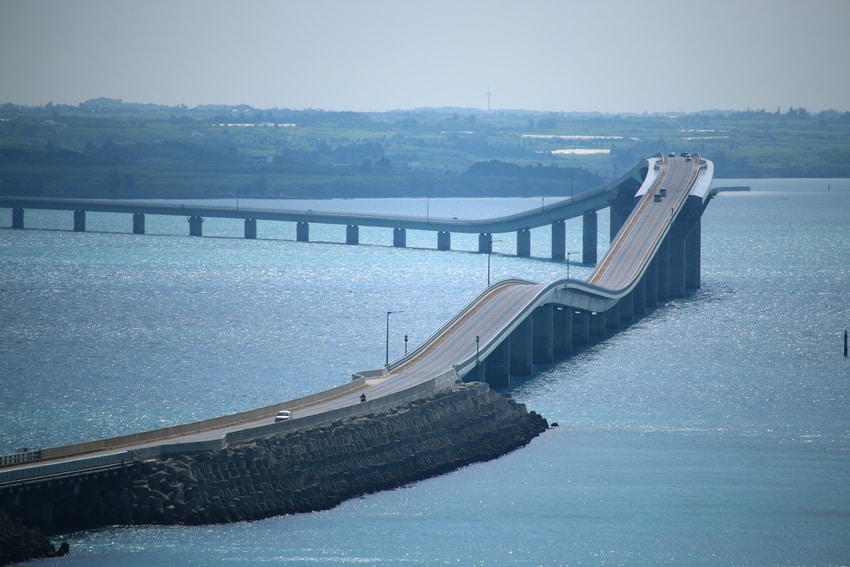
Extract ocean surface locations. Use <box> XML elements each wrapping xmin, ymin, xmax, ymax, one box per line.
<box><xmin>1</xmin><ymin>179</ymin><xmax>849</xmax><ymax>566</ymax></box>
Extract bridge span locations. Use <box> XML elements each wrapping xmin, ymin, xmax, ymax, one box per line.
<box><xmin>1</xmin><ymin>154</ymin><xmax>714</xmax><ymax>484</ymax></box>
<box><xmin>1</xmin><ymin>161</ymin><xmax>650</xmax><ymax>264</ymax></box>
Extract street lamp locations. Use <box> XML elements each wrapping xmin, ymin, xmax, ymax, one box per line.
<box><xmin>386</xmin><ymin>310</ymin><xmax>403</xmax><ymax>366</ymax></box>
<box><xmin>487</xmin><ymin>238</ymin><xmax>502</xmax><ymax>287</ymax></box>
<box><xmin>476</xmin><ymin>335</ymin><xmax>480</xmax><ymax>363</ymax></box>
<box><xmin>566</xmin><ymin>250</ymin><xmax>580</xmax><ymax>279</ymax></box>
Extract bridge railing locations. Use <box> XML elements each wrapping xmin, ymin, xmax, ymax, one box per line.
<box><xmin>375</xmin><ymin>278</ymin><xmax>535</xmax><ymax>376</ymax></box>
<box><xmin>0</xmin><ymin>449</ymin><xmax>42</xmax><ymax>468</ymax></box>
<box><xmin>0</xmin><ymin>451</ymin><xmax>133</xmax><ymax>487</ymax></box>
<box><xmin>2</xmin><ymin>369</ymin><xmax>461</xmax><ymax>485</ymax></box>
<box><xmin>19</xmin><ymin>376</ymin><xmax>368</xmax><ymax>466</ymax></box>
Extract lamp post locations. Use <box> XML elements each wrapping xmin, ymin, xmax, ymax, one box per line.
<box><xmin>386</xmin><ymin>310</ymin><xmax>403</xmax><ymax>366</ymax></box>
<box><xmin>476</xmin><ymin>335</ymin><xmax>480</xmax><ymax>363</ymax></box>
<box><xmin>566</xmin><ymin>250</ymin><xmax>580</xmax><ymax>279</ymax></box>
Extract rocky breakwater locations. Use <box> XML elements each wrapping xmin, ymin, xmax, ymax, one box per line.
<box><xmin>0</xmin><ymin>510</ymin><xmax>68</xmax><ymax>566</ymax></box>
<box><xmin>130</xmin><ymin>382</ymin><xmax>548</xmax><ymax>525</ymax></box>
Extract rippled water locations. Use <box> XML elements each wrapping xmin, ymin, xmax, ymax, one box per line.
<box><xmin>2</xmin><ymin>181</ymin><xmax>849</xmax><ymax>566</ymax></box>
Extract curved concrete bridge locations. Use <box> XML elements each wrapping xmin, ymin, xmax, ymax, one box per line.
<box><xmin>0</xmin><ymin>154</ymin><xmax>715</xmax><ymax>483</ymax></box>
<box><xmin>360</xmin><ymin>154</ymin><xmax>714</xmax><ymax>388</ymax></box>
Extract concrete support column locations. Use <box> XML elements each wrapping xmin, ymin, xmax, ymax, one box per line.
<box><xmin>589</xmin><ymin>311</ymin><xmax>606</xmax><ymax>338</ymax></box>
<box><xmin>619</xmin><ymin>292</ymin><xmax>633</xmax><ymax>323</ymax></box>
<box><xmin>553</xmin><ymin>306</ymin><xmax>573</xmax><ymax>355</ymax></box>
<box><xmin>346</xmin><ymin>224</ymin><xmax>359</xmax><ymax>245</ymax></box>
<box><xmin>633</xmin><ymin>275</ymin><xmax>647</xmax><ymax>316</ymax></box>
<box><xmin>609</xmin><ymin>201</ymin><xmax>632</xmax><ymax>241</ymax></box>
<box><xmin>12</xmin><ymin>207</ymin><xmax>24</xmax><ymax>229</ymax></box>
<box><xmin>645</xmin><ymin>256</ymin><xmax>659</xmax><ymax>309</ymax></box>
<box><xmin>478</xmin><ymin>233</ymin><xmax>492</xmax><ymax>253</ymax></box>
<box><xmin>73</xmin><ymin>210</ymin><xmax>86</xmax><ymax>232</ymax></box>
<box><xmin>582</xmin><ymin>211</ymin><xmax>597</xmax><ymax>264</ymax></box>
<box><xmin>509</xmin><ymin>317</ymin><xmax>533</xmax><ymax>375</ymax></box>
<box><xmin>669</xmin><ymin>229</ymin><xmax>686</xmax><ymax>298</ymax></box>
<box><xmin>532</xmin><ymin>305</ymin><xmax>554</xmax><ymax>364</ymax></box>
<box><xmin>517</xmin><ymin>228</ymin><xmax>531</xmax><ymax>257</ymax></box>
<box><xmin>296</xmin><ymin>221</ymin><xmax>309</xmax><ymax>242</ymax></box>
<box><xmin>609</xmin><ymin>190</ymin><xmax>636</xmax><ymax>241</ymax></box>
<box><xmin>572</xmin><ymin>310</ymin><xmax>590</xmax><ymax>345</ymax></box>
<box><xmin>484</xmin><ymin>339</ymin><xmax>511</xmax><ymax>388</ymax></box>
<box><xmin>657</xmin><ymin>237</ymin><xmax>670</xmax><ymax>302</ymax></box>
<box><xmin>244</xmin><ymin>218</ymin><xmax>257</xmax><ymax>239</ymax></box>
<box><xmin>133</xmin><ymin>212</ymin><xmax>145</xmax><ymax>235</ymax></box>
<box><xmin>393</xmin><ymin>227</ymin><xmax>406</xmax><ymax>248</ymax></box>
<box><xmin>437</xmin><ymin>231</ymin><xmax>451</xmax><ymax>251</ymax></box>
<box><xmin>605</xmin><ymin>305</ymin><xmax>620</xmax><ymax>331</ymax></box>
<box><xmin>685</xmin><ymin>217</ymin><xmax>701</xmax><ymax>289</ymax></box>
<box><xmin>188</xmin><ymin>216</ymin><xmax>204</xmax><ymax>237</ymax></box>
<box><xmin>551</xmin><ymin>219</ymin><xmax>566</xmax><ymax>260</ymax></box>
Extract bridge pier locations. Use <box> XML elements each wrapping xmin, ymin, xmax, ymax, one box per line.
<box><xmin>12</xmin><ymin>207</ymin><xmax>24</xmax><ymax>229</ymax></box>
<box><xmin>532</xmin><ymin>305</ymin><xmax>554</xmax><ymax>364</ymax></box>
<box><xmin>244</xmin><ymin>218</ymin><xmax>257</xmax><ymax>239</ymax></box>
<box><xmin>296</xmin><ymin>221</ymin><xmax>309</xmax><ymax>242</ymax></box>
<box><xmin>478</xmin><ymin>233</ymin><xmax>492</xmax><ymax>253</ymax></box>
<box><xmin>188</xmin><ymin>216</ymin><xmax>203</xmax><ymax>237</ymax></box>
<box><xmin>73</xmin><ymin>210</ymin><xmax>86</xmax><ymax>232</ymax></box>
<box><xmin>133</xmin><ymin>212</ymin><xmax>145</xmax><ymax>234</ymax></box>
<box><xmin>633</xmin><ymin>275</ymin><xmax>647</xmax><ymax>316</ymax></box>
<box><xmin>393</xmin><ymin>227</ymin><xmax>406</xmax><ymax>248</ymax></box>
<box><xmin>346</xmin><ymin>224</ymin><xmax>359</xmax><ymax>245</ymax></box>
<box><xmin>553</xmin><ymin>306</ymin><xmax>573</xmax><ymax>355</ymax></box>
<box><xmin>509</xmin><ymin>317</ymin><xmax>533</xmax><ymax>375</ymax></box>
<box><xmin>572</xmin><ymin>310</ymin><xmax>590</xmax><ymax>345</ymax></box>
<box><xmin>619</xmin><ymin>291</ymin><xmax>634</xmax><ymax>323</ymax></box>
<box><xmin>645</xmin><ymin>257</ymin><xmax>659</xmax><ymax>309</ymax></box>
<box><xmin>589</xmin><ymin>311</ymin><xmax>606</xmax><ymax>338</ymax></box>
<box><xmin>437</xmin><ymin>230</ymin><xmax>451</xmax><ymax>251</ymax></box>
<box><xmin>483</xmin><ymin>339</ymin><xmax>510</xmax><ymax>387</ymax></box>
<box><xmin>582</xmin><ymin>211</ymin><xmax>597</xmax><ymax>264</ymax></box>
<box><xmin>517</xmin><ymin>228</ymin><xmax>531</xmax><ymax>257</ymax></box>
<box><xmin>609</xmin><ymin>192</ymin><xmax>635</xmax><ymax>241</ymax></box>
<box><xmin>685</xmin><ymin>217</ymin><xmax>701</xmax><ymax>289</ymax></box>
<box><xmin>551</xmin><ymin>220</ymin><xmax>565</xmax><ymax>260</ymax></box>
<box><xmin>656</xmin><ymin>237</ymin><xmax>670</xmax><ymax>302</ymax></box>
<box><xmin>669</xmin><ymin>230</ymin><xmax>686</xmax><ymax>298</ymax></box>
<box><xmin>605</xmin><ymin>305</ymin><xmax>620</xmax><ymax>331</ymax></box>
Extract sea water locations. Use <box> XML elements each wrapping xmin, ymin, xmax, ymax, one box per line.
<box><xmin>1</xmin><ymin>180</ymin><xmax>848</xmax><ymax>566</ymax></box>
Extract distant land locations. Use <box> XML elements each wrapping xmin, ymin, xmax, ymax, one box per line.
<box><xmin>1</xmin><ymin>99</ymin><xmax>848</xmax><ymax>200</ymax></box>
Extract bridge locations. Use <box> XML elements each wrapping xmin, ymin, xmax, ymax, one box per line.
<box><xmin>1</xmin><ymin>160</ymin><xmax>652</xmax><ymax>264</ymax></box>
<box><xmin>0</xmin><ymin>153</ymin><xmax>715</xmax><ymax>485</ymax></box>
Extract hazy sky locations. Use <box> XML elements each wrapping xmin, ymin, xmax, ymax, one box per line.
<box><xmin>1</xmin><ymin>0</ymin><xmax>848</xmax><ymax>113</ymax></box>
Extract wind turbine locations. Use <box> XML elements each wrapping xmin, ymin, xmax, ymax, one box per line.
<box><xmin>484</xmin><ymin>88</ymin><xmax>492</xmax><ymax>111</ymax></box>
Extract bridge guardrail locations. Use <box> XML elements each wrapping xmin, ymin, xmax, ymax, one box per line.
<box><xmin>377</xmin><ymin>279</ymin><xmax>534</xmax><ymax>376</ymax></box>
<box><xmin>25</xmin><ymin>377</ymin><xmax>368</xmax><ymax>466</ymax></box>
<box><xmin>0</xmin><ymin>451</ymin><xmax>133</xmax><ymax>488</ymax></box>
<box><xmin>226</xmin><ymin>369</ymin><xmax>458</xmax><ymax>447</ymax></box>
<box><xmin>0</xmin><ymin>450</ymin><xmax>42</xmax><ymax>468</ymax></box>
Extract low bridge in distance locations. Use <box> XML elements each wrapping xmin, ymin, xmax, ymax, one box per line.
<box><xmin>2</xmin><ymin>160</ymin><xmax>664</xmax><ymax>265</ymax></box>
